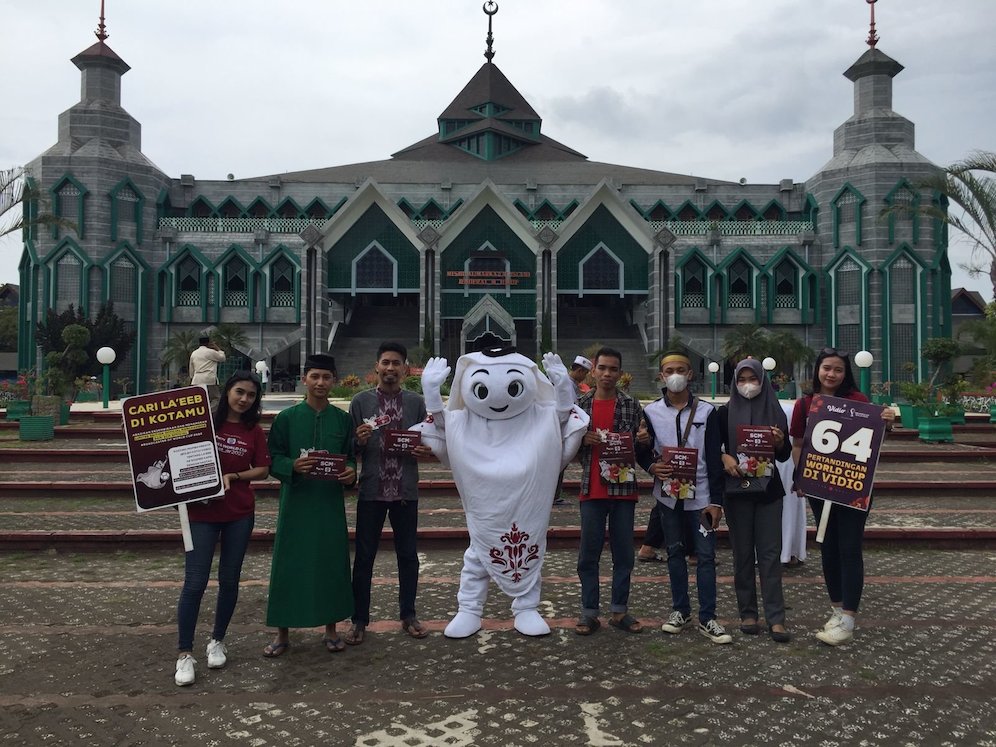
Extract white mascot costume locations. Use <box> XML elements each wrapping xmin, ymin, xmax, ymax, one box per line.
<box><xmin>414</xmin><ymin>347</ymin><xmax>589</xmax><ymax>637</ymax></box>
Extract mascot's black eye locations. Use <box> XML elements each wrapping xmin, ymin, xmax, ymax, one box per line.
<box><xmin>507</xmin><ymin>381</ymin><xmax>524</xmax><ymax>397</ymax></box>
<box><xmin>472</xmin><ymin>382</ymin><xmax>489</xmax><ymax>399</ymax></box>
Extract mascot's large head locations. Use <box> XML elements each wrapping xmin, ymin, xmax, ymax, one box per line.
<box><xmin>448</xmin><ymin>346</ymin><xmax>554</xmax><ymax>420</ymax></box>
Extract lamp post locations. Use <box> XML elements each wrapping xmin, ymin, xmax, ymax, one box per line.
<box><xmin>855</xmin><ymin>350</ymin><xmax>874</xmax><ymax>397</ymax></box>
<box><xmin>96</xmin><ymin>347</ymin><xmax>116</xmax><ymax>409</ymax></box>
<box><xmin>708</xmin><ymin>361</ymin><xmax>720</xmax><ymax>400</ymax></box>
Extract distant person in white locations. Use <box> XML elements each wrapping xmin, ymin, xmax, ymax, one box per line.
<box><xmin>256</xmin><ymin>360</ymin><xmax>270</xmax><ymax>396</ymax></box>
<box><xmin>189</xmin><ymin>336</ymin><xmax>226</xmax><ymax>409</ymax></box>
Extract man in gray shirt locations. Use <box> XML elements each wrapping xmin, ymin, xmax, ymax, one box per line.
<box><xmin>346</xmin><ymin>342</ymin><xmax>430</xmax><ymax>644</ymax></box>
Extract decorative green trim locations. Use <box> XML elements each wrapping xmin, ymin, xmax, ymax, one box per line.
<box><xmin>98</xmin><ymin>243</ymin><xmax>150</xmax><ymax>391</ymax></box>
<box><xmin>884</xmin><ymin>178</ymin><xmax>920</xmax><ymax>246</ymax></box>
<box><xmin>824</xmin><ymin>246</ymin><xmax>872</xmax><ymax>349</ymax></box>
<box><xmin>398</xmin><ymin>197</ymin><xmax>464</xmax><ymax>222</ymax></box>
<box><xmin>24</xmin><ymin>176</ymin><xmax>39</xmax><ymax>242</ymax></box>
<box><xmin>763</xmin><ymin>246</ymin><xmax>817</xmax><ymax>323</ymax></box>
<box><xmin>879</xmin><ymin>245</ymin><xmax>927</xmax><ymax>381</ymax></box>
<box><xmin>45</xmin><ymin>238</ymin><xmax>93</xmax><ymax>317</ymax></box>
<box><xmin>513</xmin><ymin>198</ymin><xmax>579</xmax><ymax>222</ymax></box>
<box><xmin>188</xmin><ymin>196</ymin><xmax>217</xmax><ymax>218</ymax></box>
<box><xmin>673</xmin><ymin>247</ymin><xmax>716</xmax><ymax>325</ymax></box>
<box><xmin>245</xmin><ymin>196</ymin><xmax>274</xmax><ymax>218</ymax></box>
<box><xmin>703</xmin><ymin>200</ymin><xmax>729</xmax><ymax>222</ymax></box>
<box><xmin>759</xmin><ymin>199</ymin><xmax>787</xmax><ymax>221</ymax></box>
<box><xmin>49</xmin><ymin>173</ymin><xmax>89</xmax><ymax>240</ymax></box>
<box><xmin>304</xmin><ymin>197</ymin><xmax>333</xmax><ymax>220</ymax></box>
<box><xmin>216</xmin><ymin>196</ymin><xmax>246</xmax><ymax>219</ymax></box>
<box><xmin>673</xmin><ymin>200</ymin><xmax>703</xmax><ymax>221</ymax></box>
<box><xmin>259</xmin><ymin>245</ymin><xmax>301</xmax><ymax>324</ymax></box>
<box><xmin>830</xmin><ymin>182</ymin><xmax>866</xmax><ymax>249</ymax></box>
<box><xmin>275</xmin><ymin>196</ymin><xmax>305</xmax><ymax>219</ymax></box>
<box><xmin>716</xmin><ymin>247</ymin><xmax>764</xmax><ymax>324</ymax></box>
<box><xmin>803</xmin><ymin>193</ymin><xmax>819</xmax><ymax>225</ymax></box>
<box><xmin>108</xmin><ymin>177</ymin><xmax>146</xmax><ymax>244</ymax></box>
<box><xmin>213</xmin><ymin>245</ymin><xmax>259</xmax><ymax>318</ymax></box>
<box><xmin>730</xmin><ymin>200</ymin><xmax>760</xmax><ymax>221</ymax></box>
<box><xmin>160</xmin><ymin>244</ymin><xmax>212</xmax><ymax>322</ymax></box>
<box><xmin>932</xmin><ymin>192</ymin><xmax>949</xmax><ymax>251</ymax></box>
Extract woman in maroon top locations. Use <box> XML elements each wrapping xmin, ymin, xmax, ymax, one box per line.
<box><xmin>789</xmin><ymin>349</ymin><xmax>894</xmax><ymax>647</ymax></box>
<box><xmin>174</xmin><ymin>371</ymin><xmax>272</xmax><ymax>686</ymax></box>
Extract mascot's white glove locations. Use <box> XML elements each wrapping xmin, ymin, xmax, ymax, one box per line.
<box><xmin>542</xmin><ymin>352</ymin><xmax>575</xmax><ymax>416</ymax></box>
<box><xmin>421</xmin><ymin>357</ymin><xmax>451</xmax><ymax>414</ymax></box>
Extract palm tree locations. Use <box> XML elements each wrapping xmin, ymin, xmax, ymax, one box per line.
<box><xmin>161</xmin><ymin>330</ymin><xmax>199</xmax><ymax>383</ymax></box>
<box><xmin>721</xmin><ymin>324</ymin><xmax>770</xmax><ymax>364</ymax></box>
<box><xmin>0</xmin><ymin>167</ymin><xmax>74</xmax><ymax>239</ymax></box>
<box><xmin>883</xmin><ymin>151</ymin><xmax>996</xmax><ymax>298</ymax></box>
<box><xmin>211</xmin><ymin>323</ymin><xmax>249</xmax><ymax>355</ymax></box>
<box><xmin>766</xmin><ymin>330</ymin><xmax>815</xmax><ymax>378</ymax></box>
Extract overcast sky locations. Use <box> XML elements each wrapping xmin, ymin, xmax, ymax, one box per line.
<box><xmin>2</xmin><ymin>0</ymin><xmax>995</xmax><ymax>297</ymax></box>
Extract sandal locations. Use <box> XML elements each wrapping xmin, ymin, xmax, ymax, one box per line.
<box><xmin>322</xmin><ymin>636</ymin><xmax>346</xmax><ymax>653</ymax></box>
<box><xmin>574</xmin><ymin>615</ymin><xmax>601</xmax><ymax>636</ymax></box>
<box><xmin>608</xmin><ymin>613</ymin><xmax>643</xmax><ymax>633</ymax></box>
<box><xmin>344</xmin><ymin>623</ymin><xmax>365</xmax><ymax>646</ymax></box>
<box><xmin>262</xmin><ymin>640</ymin><xmax>290</xmax><ymax>658</ymax></box>
<box><xmin>401</xmin><ymin>617</ymin><xmax>429</xmax><ymax>639</ymax></box>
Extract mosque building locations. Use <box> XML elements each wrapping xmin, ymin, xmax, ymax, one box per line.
<box><xmin>16</xmin><ymin>2</ymin><xmax>949</xmax><ymax>392</ymax></box>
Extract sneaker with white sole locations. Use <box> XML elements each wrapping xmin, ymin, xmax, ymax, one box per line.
<box><xmin>698</xmin><ymin>619</ymin><xmax>733</xmax><ymax>644</ymax></box>
<box><xmin>206</xmin><ymin>639</ymin><xmax>227</xmax><ymax>669</ymax></box>
<box><xmin>823</xmin><ymin>609</ymin><xmax>844</xmax><ymax>631</ymax></box>
<box><xmin>660</xmin><ymin>610</ymin><xmax>692</xmax><ymax>634</ymax></box>
<box><xmin>174</xmin><ymin>654</ymin><xmax>196</xmax><ymax>686</ymax></box>
<box><xmin>816</xmin><ymin>620</ymin><xmax>854</xmax><ymax>646</ymax></box>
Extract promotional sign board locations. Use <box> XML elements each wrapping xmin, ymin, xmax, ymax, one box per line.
<box><xmin>659</xmin><ymin>446</ymin><xmax>698</xmax><ymax>501</ymax></box>
<box><xmin>796</xmin><ymin>395</ymin><xmax>887</xmax><ymax>511</ymax></box>
<box><xmin>736</xmin><ymin>425</ymin><xmax>776</xmax><ymax>478</ymax></box>
<box><xmin>382</xmin><ymin>429</ymin><xmax>422</xmax><ymax>456</ymax></box>
<box><xmin>122</xmin><ymin>386</ymin><xmax>224</xmax><ymax>512</ymax></box>
<box><xmin>305</xmin><ymin>450</ymin><xmax>347</xmax><ymax>480</ymax></box>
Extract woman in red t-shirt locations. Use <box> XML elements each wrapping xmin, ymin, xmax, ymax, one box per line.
<box><xmin>789</xmin><ymin>349</ymin><xmax>894</xmax><ymax>648</ymax></box>
<box><xmin>174</xmin><ymin>371</ymin><xmax>272</xmax><ymax>686</ymax></box>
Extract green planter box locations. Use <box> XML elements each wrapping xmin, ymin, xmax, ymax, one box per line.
<box><xmin>19</xmin><ymin>415</ymin><xmax>55</xmax><ymax>441</ymax></box>
<box><xmin>918</xmin><ymin>415</ymin><xmax>954</xmax><ymax>443</ymax></box>
<box><xmin>776</xmin><ymin>391</ymin><xmax>791</xmax><ymax>400</ymax></box>
<box><xmin>59</xmin><ymin>401</ymin><xmax>71</xmax><ymax>425</ymax></box>
<box><xmin>5</xmin><ymin>399</ymin><xmax>31</xmax><ymax>421</ymax></box>
<box><xmin>990</xmin><ymin>405</ymin><xmax>996</xmax><ymax>424</ymax></box>
<box><xmin>947</xmin><ymin>407</ymin><xmax>966</xmax><ymax>425</ymax></box>
<box><xmin>75</xmin><ymin>391</ymin><xmax>99</xmax><ymax>402</ymax></box>
<box><xmin>898</xmin><ymin>403</ymin><xmax>928</xmax><ymax>429</ymax></box>
<box><xmin>871</xmin><ymin>394</ymin><xmax>891</xmax><ymax>405</ymax></box>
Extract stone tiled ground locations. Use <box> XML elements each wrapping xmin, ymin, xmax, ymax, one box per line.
<box><xmin>1</xmin><ymin>546</ymin><xmax>994</xmax><ymax>745</ymax></box>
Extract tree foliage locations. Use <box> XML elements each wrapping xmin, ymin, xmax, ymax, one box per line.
<box><xmin>35</xmin><ymin>302</ymin><xmax>135</xmax><ymax>378</ymax></box>
<box><xmin>0</xmin><ymin>167</ymin><xmax>75</xmax><ymax>240</ymax></box>
<box><xmin>43</xmin><ymin>324</ymin><xmax>91</xmax><ymax>398</ymax></box>
<box><xmin>883</xmin><ymin>151</ymin><xmax>996</xmax><ymax>298</ymax></box>
<box><xmin>0</xmin><ymin>306</ymin><xmax>16</xmax><ymax>352</ymax></box>
<box><xmin>211</xmin><ymin>323</ymin><xmax>249</xmax><ymax>354</ymax></box>
<box><xmin>721</xmin><ymin>324</ymin><xmax>814</xmax><ymax>377</ymax></box>
<box><xmin>161</xmin><ymin>330</ymin><xmax>199</xmax><ymax>376</ymax></box>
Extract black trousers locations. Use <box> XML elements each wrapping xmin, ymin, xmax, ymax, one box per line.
<box><xmin>351</xmin><ymin>499</ymin><xmax>420</xmax><ymax>625</ymax></box>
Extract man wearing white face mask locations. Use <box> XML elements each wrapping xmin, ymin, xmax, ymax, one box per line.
<box><xmin>638</xmin><ymin>353</ymin><xmax>730</xmax><ymax>644</ymax></box>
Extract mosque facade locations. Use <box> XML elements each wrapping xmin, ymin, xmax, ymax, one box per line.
<box><xmin>16</xmin><ymin>5</ymin><xmax>950</xmax><ymax>392</ymax></box>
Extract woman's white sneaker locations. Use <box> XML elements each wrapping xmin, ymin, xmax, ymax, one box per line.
<box><xmin>823</xmin><ymin>609</ymin><xmax>844</xmax><ymax>631</ymax></box>
<box><xmin>174</xmin><ymin>654</ymin><xmax>196</xmax><ymax>686</ymax></box>
<box><xmin>816</xmin><ymin>621</ymin><xmax>854</xmax><ymax>646</ymax></box>
<box><xmin>206</xmin><ymin>639</ymin><xmax>227</xmax><ymax>669</ymax></box>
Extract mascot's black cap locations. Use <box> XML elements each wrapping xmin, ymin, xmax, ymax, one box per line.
<box><xmin>303</xmin><ymin>353</ymin><xmax>337</xmax><ymax>374</ymax></box>
<box><xmin>481</xmin><ymin>346</ymin><xmax>517</xmax><ymax>358</ymax></box>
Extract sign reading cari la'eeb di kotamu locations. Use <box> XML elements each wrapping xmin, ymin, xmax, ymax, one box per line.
<box><xmin>796</xmin><ymin>394</ymin><xmax>887</xmax><ymax>511</ymax></box>
<box><xmin>122</xmin><ymin>386</ymin><xmax>224</xmax><ymax>511</ymax></box>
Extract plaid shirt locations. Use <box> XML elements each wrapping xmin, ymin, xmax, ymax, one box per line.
<box><xmin>577</xmin><ymin>389</ymin><xmax>644</xmax><ymax>496</ymax></box>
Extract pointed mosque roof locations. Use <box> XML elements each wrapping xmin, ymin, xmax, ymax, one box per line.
<box><xmin>439</xmin><ymin>62</ymin><xmax>539</xmax><ymax>121</ymax></box>
<box><xmin>71</xmin><ymin>40</ymin><xmax>130</xmax><ymax>73</ymax></box>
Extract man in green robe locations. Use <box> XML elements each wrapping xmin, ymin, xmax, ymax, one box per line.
<box><xmin>263</xmin><ymin>353</ymin><xmax>357</xmax><ymax>656</ymax></box>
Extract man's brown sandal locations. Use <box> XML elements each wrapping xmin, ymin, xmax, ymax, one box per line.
<box><xmin>401</xmin><ymin>617</ymin><xmax>429</xmax><ymax>639</ymax></box>
<box><xmin>344</xmin><ymin>623</ymin><xmax>365</xmax><ymax>646</ymax></box>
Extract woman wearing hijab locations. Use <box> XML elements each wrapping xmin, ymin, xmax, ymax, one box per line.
<box><xmin>719</xmin><ymin>358</ymin><xmax>792</xmax><ymax>642</ymax></box>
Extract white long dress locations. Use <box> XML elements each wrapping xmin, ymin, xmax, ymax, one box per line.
<box><xmin>778</xmin><ymin>400</ymin><xmax>808</xmax><ymax>563</ymax></box>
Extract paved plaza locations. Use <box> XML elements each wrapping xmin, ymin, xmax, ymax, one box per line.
<box><xmin>0</xmin><ymin>544</ymin><xmax>994</xmax><ymax>746</ymax></box>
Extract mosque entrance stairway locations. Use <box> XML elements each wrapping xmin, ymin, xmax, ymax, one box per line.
<box><xmin>2</xmin><ymin>409</ymin><xmax>995</xmax><ymax>550</ymax></box>
<box><xmin>332</xmin><ymin>304</ymin><xmax>421</xmax><ymax>379</ymax></box>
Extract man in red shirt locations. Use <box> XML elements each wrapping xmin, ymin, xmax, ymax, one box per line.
<box><xmin>574</xmin><ymin>347</ymin><xmax>646</xmax><ymax>636</ymax></box>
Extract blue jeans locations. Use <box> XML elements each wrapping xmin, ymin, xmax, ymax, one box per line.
<box><xmin>659</xmin><ymin>502</ymin><xmax>717</xmax><ymax>624</ymax></box>
<box><xmin>351</xmin><ymin>499</ymin><xmax>420</xmax><ymax>625</ymax></box>
<box><xmin>577</xmin><ymin>499</ymin><xmax>636</xmax><ymax>616</ymax></box>
<box><xmin>177</xmin><ymin>514</ymin><xmax>255</xmax><ymax>651</ymax></box>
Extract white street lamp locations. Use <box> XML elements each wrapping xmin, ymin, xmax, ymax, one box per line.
<box><xmin>855</xmin><ymin>350</ymin><xmax>874</xmax><ymax>396</ymax></box>
<box><xmin>96</xmin><ymin>346</ymin><xmax>116</xmax><ymax>409</ymax></box>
